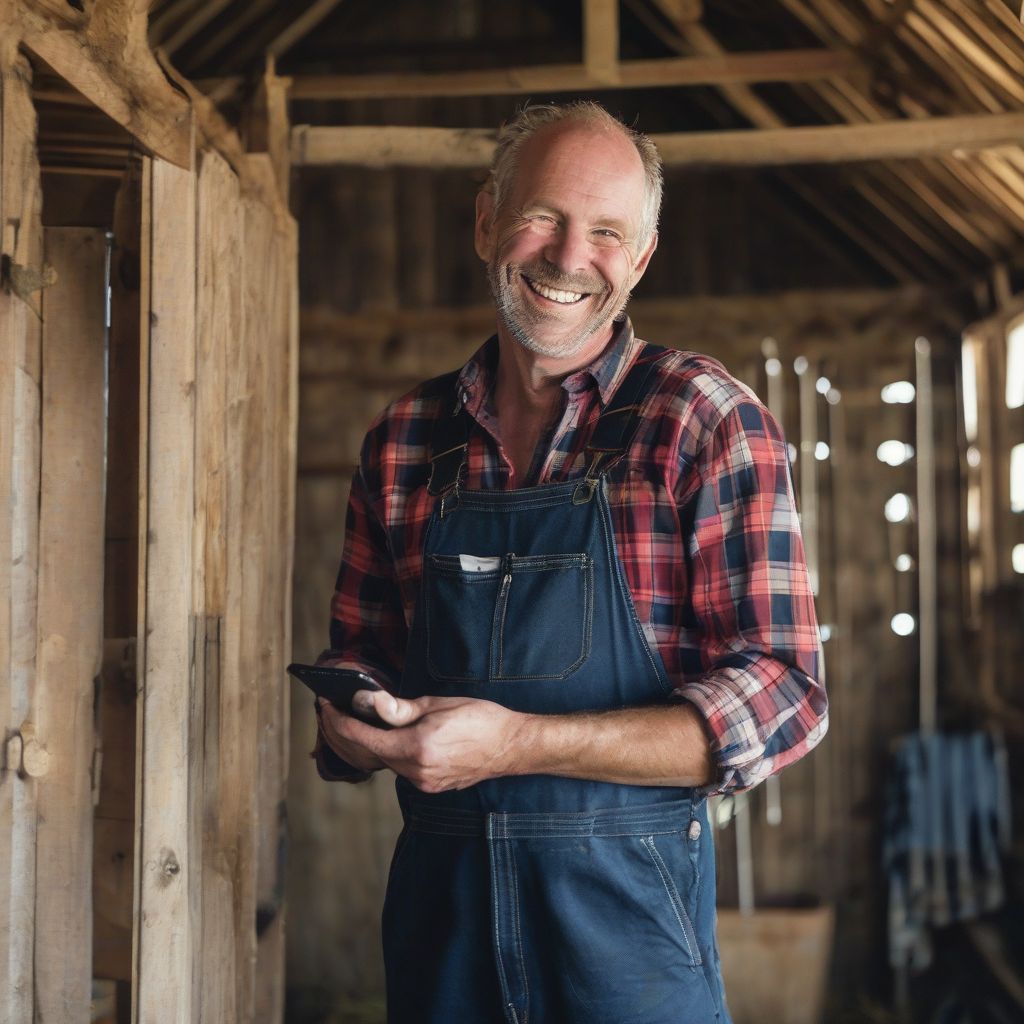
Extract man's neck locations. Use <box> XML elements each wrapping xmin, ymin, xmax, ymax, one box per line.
<box><xmin>493</xmin><ymin>324</ymin><xmax>614</xmax><ymax>419</ymax></box>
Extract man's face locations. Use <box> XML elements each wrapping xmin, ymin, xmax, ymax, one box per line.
<box><xmin>475</xmin><ymin>123</ymin><xmax>657</xmax><ymax>361</ymax></box>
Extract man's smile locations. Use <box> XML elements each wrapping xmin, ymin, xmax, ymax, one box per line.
<box><xmin>522</xmin><ymin>274</ymin><xmax>588</xmax><ymax>305</ymax></box>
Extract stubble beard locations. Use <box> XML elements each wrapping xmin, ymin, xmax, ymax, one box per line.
<box><xmin>487</xmin><ymin>257</ymin><xmax>631</xmax><ymax>359</ymax></box>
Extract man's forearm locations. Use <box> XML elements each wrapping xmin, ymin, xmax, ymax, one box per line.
<box><xmin>331</xmin><ymin>692</ymin><xmax>716</xmax><ymax>793</ymax></box>
<box><xmin>508</xmin><ymin>702</ymin><xmax>714</xmax><ymax>789</ymax></box>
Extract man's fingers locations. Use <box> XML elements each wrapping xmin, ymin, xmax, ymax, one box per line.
<box><xmin>353</xmin><ymin>690</ymin><xmax>422</xmax><ymax>726</ymax></box>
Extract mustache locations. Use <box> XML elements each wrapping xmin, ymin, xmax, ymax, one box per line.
<box><xmin>514</xmin><ymin>258</ymin><xmax>604</xmax><ymax>295</ymax></box>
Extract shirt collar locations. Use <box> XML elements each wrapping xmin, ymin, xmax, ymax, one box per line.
<box><xmin>456</xmin><ymin>316</ymin><xmax>640</xmax><ymax>410</ymax></box>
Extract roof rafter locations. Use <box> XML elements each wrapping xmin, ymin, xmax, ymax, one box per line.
<box><xmin>287</xmin><ymin>47</ymin><xmax>861</xmax><ymax>99</ymax></box>
<box><xmin>266</xmin><ymin>0</ymin><xmax>345</xmax><ymax>58</ymax></box>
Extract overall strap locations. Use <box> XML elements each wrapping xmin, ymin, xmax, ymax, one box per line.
<box><xmin>573</xmin><ymin>342</ymin><xmax>671</xmax><ymax>505</ymax></box>
<box><xmin>427</xmin><ymin>371</ymin><xmax>472</xmax><ymax>514</ymax></box>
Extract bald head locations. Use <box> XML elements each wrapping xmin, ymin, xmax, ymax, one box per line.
<box><xmin>485</xmin><ymin>101</ymin><xmax>663</xmax><ymax>248</ymax></box>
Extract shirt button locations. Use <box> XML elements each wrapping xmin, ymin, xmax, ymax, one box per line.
<box><xmin>688</xmin><ymin>819</ymin><xmax>702</xmax><ymax>841</ymax></box>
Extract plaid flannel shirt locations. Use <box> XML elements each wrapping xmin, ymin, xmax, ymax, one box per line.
<box><xmin>314</xmin><ymin>318</ymin><xmax>827</xmax><ymax>793</ymax></box>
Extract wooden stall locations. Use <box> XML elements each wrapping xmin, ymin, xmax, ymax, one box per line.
<box><xmin>0</xmin><ymin>3</ymin><xmax>297</xmax><ymax>1021</ymax></box>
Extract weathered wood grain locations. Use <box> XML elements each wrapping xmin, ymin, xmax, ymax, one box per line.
<box><xmin>33</xmin><ymin>226</ymin><xmax>108</xmax><ymax>1022</ymax></box>
<box><xmin>134</xmin><ymin>147</ymin><xmax>200</xmax><ymax>1024</ymax></box>
<box><xmin>0</xmin><ymin>48</ymin><xmax>45</xmax><ymax>1024</ymax></box>
<box><xmin>195</xmin><ymin>146</ymin><xmax>240</xmax><ymax>1022</ymax></box>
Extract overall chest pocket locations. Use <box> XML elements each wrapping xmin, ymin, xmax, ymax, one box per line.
<box><xmin>424</xmin><ymin>552</ymin><xmax>593</xmax><ymax>683</ymax></box>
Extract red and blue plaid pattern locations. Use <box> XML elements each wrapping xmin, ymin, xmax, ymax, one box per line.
<box><xmin>320</xmin><ymin>319</ymin><xmax>827</xmax><ymax>793</ymax></box>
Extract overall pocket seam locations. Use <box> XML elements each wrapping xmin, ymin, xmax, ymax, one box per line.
<box><xmin>641</xmin><ymin>834</ymin><xmax>703</xmax><ymax>967</ymax></box>
<box><xmin>495</xmin><ymin>556</ymin><xmax>593</xmax><ymax>681</ymax></box>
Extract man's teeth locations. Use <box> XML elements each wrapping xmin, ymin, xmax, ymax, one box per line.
<box><xmin>527</xmin><ymin>278</ymin><xmax>585</xmax><ymax>304</ymax></box>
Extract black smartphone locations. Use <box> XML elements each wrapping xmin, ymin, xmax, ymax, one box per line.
<box><xmin>287</xmin><ymin>663</ymin><xmax>391</xmax><ymax>728</ymax></box>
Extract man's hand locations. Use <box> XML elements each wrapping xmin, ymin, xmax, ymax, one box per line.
<box><xmin>330</xmin><ymin>692</ymin><xmax>529</xmax><ymax>793</ymax></box>
<box><xmin>317</xmin><ymin>697</ymin><xmax>388</xmax><ymax>774</ymax></box>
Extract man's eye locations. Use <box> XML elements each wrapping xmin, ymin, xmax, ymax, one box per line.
<box><xmin>593</xmin><ymin>229</ymin><xmax>623</xmax><ymax>244</ymax></box>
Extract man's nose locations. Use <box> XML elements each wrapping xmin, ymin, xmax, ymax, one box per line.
<box><xmin>543</xmin><ymin>224</ymin><xmax>591</xmax><ymax>276</ymax></box>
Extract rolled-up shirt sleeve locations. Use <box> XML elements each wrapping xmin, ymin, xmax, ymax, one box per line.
<box><xmin>310</xmin><ymin>452</ymin><xmax>408</xmax><ymax>783</ymax></box>
<box><xmin>673</xmin><ymin>399</ymin><xmax>828</xmax><ymax>795</ymax></box>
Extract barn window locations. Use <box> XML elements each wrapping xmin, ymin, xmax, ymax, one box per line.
<box><xmin>1006</xmin><ymin>321</ymin><xmax>1024</xmax><ymax>410</ymax></box>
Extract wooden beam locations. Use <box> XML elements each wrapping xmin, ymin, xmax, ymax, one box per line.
<box><xmin>298</xmin><ymin>286</ymin><xmax>948</xmax><ymax>348</ymax></box>
<box><xmin>651</xmin><ymin>0</ymin><xmax>703</xmax><ymax>26</ymax></box>
<box><xmin>18</xmin><ymin>5</ymin><xmax>193</xmax><ymax>168</ymax></box>
<box><xmin>292</xmin><ymin>125</ymin><xmax>497</xmax><ymax>168</ymax></box>
<box><xmin>291</xmin><ymin>112</ymin><xmax>1024</xmax><ymax>168</ymax></box>
<box><xmin>584</xmin><ymin>0</ymin><xmax>619</xmax><ymax>84</ymax></box>
<box><xmin>267</xmin><ymin>0</ymin><xmax>346</xmax><ymax>58</ymax></box>
<box><xmin>288</xmin><ymin>48</ymin><xmax>860</xmax><ymax>99</ymax></box>
<box><xmin>158</xmin><ymin>0</ymin><xmax>236</xmax><ymax>57</ymax></box>
<box><xmin>653</xmin><ymin>112</ymin><xmax>1024</xmax><ymax>167</ymax></box>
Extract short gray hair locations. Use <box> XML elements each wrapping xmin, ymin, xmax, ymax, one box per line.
<box><xmin>485</xmin><ymin>101</ymin><xmax>663</xmax><ymax>247</ymax></box>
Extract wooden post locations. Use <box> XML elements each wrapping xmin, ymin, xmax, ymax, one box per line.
<box><xmin>194</xmin><ymin>147</ymin><xmax>240</xmax><ymax>1022</ymax></box>
<box><xmin>253</xmin><ymin>165</ymin><xmax>299</xmax><ymax>1023</ymax></box>
<box><xmin>0</xmin><ymin>47</ymin><xmax>45</xmax><ymax>1024</ymax></box>
<box><xmin>33</xmin><ymin>226</ymin><xmax>108</xmax><ymax>1022</ymax></box>
<box><xmin>133</xmin><ymin>144</ymin><xmax>200</xmax><ymax>1024</ymax></box>
<box><xmin>584</xmin><ymin>0</ymin><xmax>620</xmax><ymax>84</ymax></box>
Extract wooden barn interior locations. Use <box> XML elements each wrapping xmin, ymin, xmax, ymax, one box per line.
<box><xmin>2</xmin><ymin>0</ymin><xmax>1024</xmax><ymax>1021</ymax></box>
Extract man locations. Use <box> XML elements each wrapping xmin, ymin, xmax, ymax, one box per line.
<box><xmin>313</xmin><ymin>101</ymin><xmax>828</xmax><ymax>1024</ymax></box>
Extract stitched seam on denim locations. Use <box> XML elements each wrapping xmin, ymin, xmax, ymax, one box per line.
<box><xmin>508</xmin><ymin>840</ymin><xmax>530</xmax><ymax>1022</ymax></box>
<box><xmin>458</xmin><ymin>496</ymin><xmax>569</xmax><ymax>512</ymax></box>
<box><xmin>642</xmin><ymin>835</ymin><xmax>703</xmax><ymax>966</ymax></box>
<box><xmin>500</xmin><ymin>554</ymin><xmax>587</xmax><ymax>570</ymax></box>
<box><xmin>493</xmin><ymin>565</ymin><xmax>511</xmax><ymax>683</ymax></box>
<box><xmin>429</xmin><ymin>565</ymin><xmax>502</xmax><ymax>580</ymax></box>
<box><xmin>490</xmin><ymin>832</ymin><xmax>516</xmax><ymax>1017</ymax></box>
<box><xmin>597</xmin><ymin>483</ymin><xmax>669</xmax><ymax>694</ymax></box>
<box><xmin>690</xmin><ymin>802</ymin><xmax>705</xmax><ymax>907</ymax></box>
<box><xmin>404</xmin><ymin>799</ymin><xmax>694</xmax><ymax>834</ymax></box>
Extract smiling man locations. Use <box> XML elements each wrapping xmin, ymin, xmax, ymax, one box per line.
<box><xmin>312</xmin><ymin>102</ymin><xmax>828</xmax><ymax>1024</ymax></box>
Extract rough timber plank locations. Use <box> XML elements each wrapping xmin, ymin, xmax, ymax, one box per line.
<box><xmin>134</xmin><ymin>148</ymin><xmax>199</xmax><ymax>1024</ymax></box>
<box><xmin>0</xmin><ymin>47</ymin><xmax>45</xmax><ymax>1024</ymax></box>
<box><xmin>34</xmin><ymin>226</ymin><xmax>107</xmax><ymax>1023</ymax></box>
<box><xmin>292</xmin><ymin>112</ymin><xmax>1024</xmax><ymax>168</ymax></box>
<box><xmin>195</xmin><ymin>147</ymin><xmax>241</xmax><ymax>1023</ymax></box>
<box><xmin>254</xmin><ymin>158</ymin><xmax>299</xmax><ymax>1023</ymax></box>
<box><xmin>288</xmin><ymin>48</ymin><xmax>860</xmax><ymax>99</ymax></box>
<box><xmin>241</xmin><ymin>183</ymin><xmax>280</xmax><ymax>1023</ymax></box>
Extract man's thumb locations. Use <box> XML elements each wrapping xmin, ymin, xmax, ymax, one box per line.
<box><xmin>354</xmin><ymin>690</ymin><xmax>417</xmax><ymax>726</ymax></box>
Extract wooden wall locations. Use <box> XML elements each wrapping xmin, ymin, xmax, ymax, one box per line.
<box><xmin>286</xmin><ymin>162</ymin><xmax>992</xmax><ymax>1020</ymax></box>
<box><xmin>0</xmin><ymin>30</ymin><xmax>298</xmax><ymax>1024</ymax></box>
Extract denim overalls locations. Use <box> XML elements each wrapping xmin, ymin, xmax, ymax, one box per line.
<box><xmin>384</xmin><ymin>344</ymin><xmax>730</xmax><ymax>1024</ymax></box>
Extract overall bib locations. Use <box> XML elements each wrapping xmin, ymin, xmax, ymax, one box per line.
<box><xmin>384</xmin><ymin>345</ymin><xmax>730</xmax><ymax>1024</ymax></box>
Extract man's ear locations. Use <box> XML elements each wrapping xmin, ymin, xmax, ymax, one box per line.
<box><xmin>630</xmin><ymin>231</ymin><xmax>658</xmax><ymax>285</ymax></box>
<box><xmin>474</xmin><ymin>190</ymin><xmax>495</xmax><ymax>262</ymax></box>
